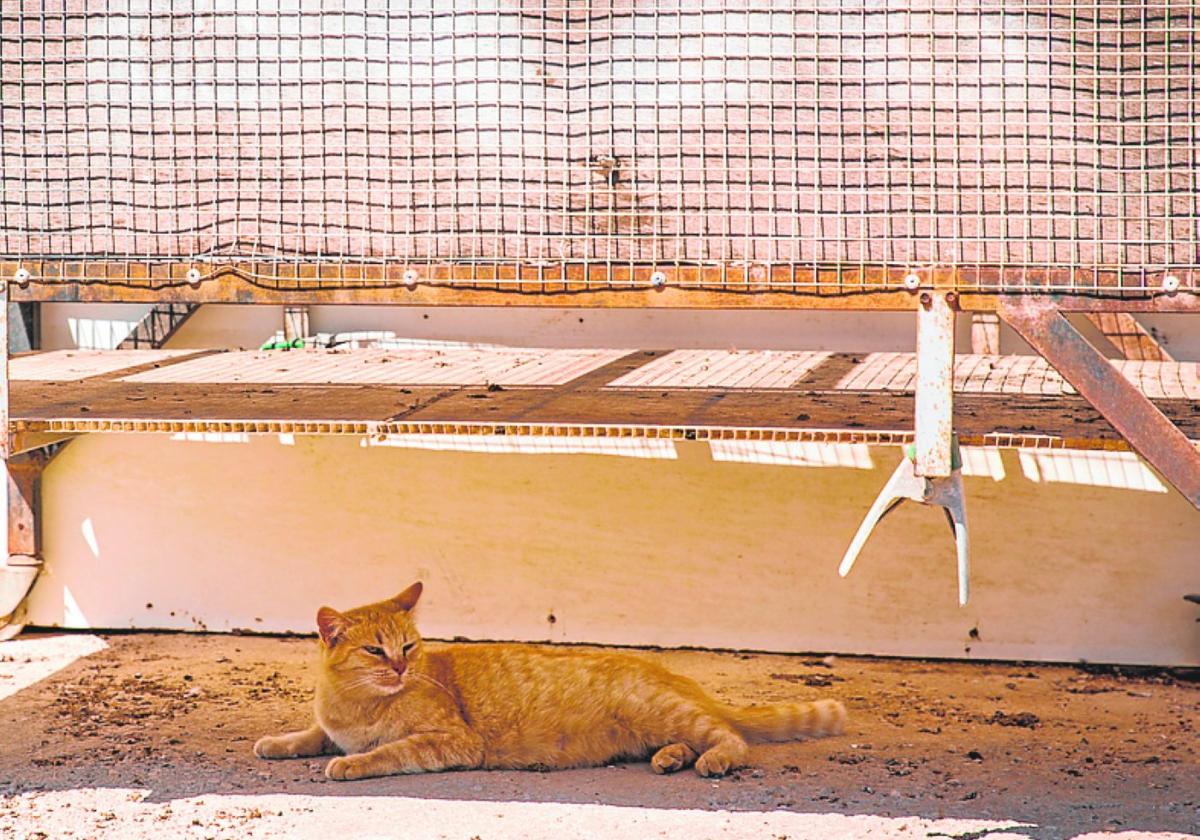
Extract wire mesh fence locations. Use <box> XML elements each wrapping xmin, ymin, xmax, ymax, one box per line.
<box><xmin>1</xmin><ymin>1</ymin><xmax>1197</xmax><ymax>292</ymax></box>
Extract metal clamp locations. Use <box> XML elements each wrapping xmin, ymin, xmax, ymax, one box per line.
<box><xmin>839</xmin><ymin>437</ymin><xmax>970</xmax><ymax>605</ymax></box>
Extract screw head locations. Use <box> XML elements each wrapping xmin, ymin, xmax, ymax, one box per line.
<box><xmin>13</xmin><ymin>268</ymin><xmax>30</xmax><ymax>284</ymax></box>
<box><xmin>186</xmin><ymin>268</ymin><xmax>202</xmax><ymax>284</ymax></box>
<box><xmin>903</xmin><ymin>273</ymin><xmax>920</xmax><ymax>291</ymax></box>
<box><xmin>649</xmin><ymin>271</ymin><xmax>667</xmax><ymax>289</ymax></box>
<box><xmin>1162</xmin><ymin>274</ymin><xmax>1180</xmax><ymax>293</ymax></box>
<box><xmin>403</xmin><ymin>269</ymin><xmax>419</xmax><ymax>288</ymax></box>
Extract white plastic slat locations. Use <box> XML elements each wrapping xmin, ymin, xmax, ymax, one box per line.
<box><xmin>606</xmin><ymin>350</ymin><xmax>829</xmax><ymax>389</ymax></box>
<box><xmin>10</xmin><ymin>349</ymin><xmax>196</xmax><ymax>381</ymax></box>
<box><xmin>122</xmin><ymin>348</ymin><xmax>632</xmax><ymax>387</ymax></box>
<box><xmin>836</xmin><ymin>354</ymin><xmax>1198</xmax><ymax>398</ymax></box>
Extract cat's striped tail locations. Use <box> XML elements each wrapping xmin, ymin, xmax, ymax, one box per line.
<box><xmin>725</xmin><ymin>699</ymin><xmax>847</xmax><ymax>743</ymax></box>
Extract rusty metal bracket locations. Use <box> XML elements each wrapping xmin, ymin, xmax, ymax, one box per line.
<box><xmin>1000</xmin><ymin>299</ymin><xmax>1200</xmax><ymax>509</ymax></box>
<box><xmin>840</xmin><ymin>439</ymin><xmax>971</xmax><ymax>606</ymax></box>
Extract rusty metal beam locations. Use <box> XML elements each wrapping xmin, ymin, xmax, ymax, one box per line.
<box><xmin>1000</xmin><ymin>300</ymin><xmax>1200</xmax><ymax>508</ymax></box>
<box><xmin>6</xmin><ymin>261</ymin><xmax>1200</xmax><ymax>312</ymax></box>
<box><xmin>7</xmin><ymin>452</ymin><xmax>45</xmax><ymax>566</ymax></box>
<box><xmin>1085</xmin><ymin>313</ymin><xmax>1174</xmax><ymax>361</ymax></box>
<box><xmin>9</xmin><ymin>280</ymin><xmax>1200</xmax><ymax>314</ymax></box>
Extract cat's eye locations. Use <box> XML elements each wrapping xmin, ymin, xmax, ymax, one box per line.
<box><xmin>402</xmin><ymin>641</ymin><xmax>417</xmax><ymax>653</ymax></box>
<box><xmin>362</xmin><ymin>645</ymin><xmax>385</xmax><ymax>657</ymax></box>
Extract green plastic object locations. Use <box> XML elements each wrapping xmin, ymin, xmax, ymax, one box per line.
<box><xmin>904</xmin><ymin>435</ymin><xmax>962</xmax><ymax>471</ymax></box>
<box><xmin>260</xmin><ymin>338</ymin><xmax>306</xmax><ymax>350</ymax></box>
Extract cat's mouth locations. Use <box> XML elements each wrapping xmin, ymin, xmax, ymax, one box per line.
<box><xmin>376</xmin><ymin>674</ymin><xmax>406</xmax><ymax>694</ymax></box>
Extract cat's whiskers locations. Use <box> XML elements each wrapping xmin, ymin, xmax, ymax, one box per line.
<box><xmin>409</xmin><ymin>670</ymin><xmax>452</xmax><ymax>697</ymax></box>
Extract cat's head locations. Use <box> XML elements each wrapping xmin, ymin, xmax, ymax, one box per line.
<box><xmin>315</xmin><ymin>581</ymin><xmax>426</xmax><ymax>696</ymax></box>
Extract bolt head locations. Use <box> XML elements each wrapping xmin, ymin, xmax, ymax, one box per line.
<box><xmin>649</xmin><ymin>271</ymin><xmax>667</xmax><ymax>289</ymax></box>
<box><xmin>13</xmin><ymin>268</ymin><xmax>30</xmax><ymax>284</ymax></box>
<box><xmin>186</xmin><ymin>268</ymin><xmax>201</xmax><ymax>284</ymax></box>
<box><xmin>903</xmin><ymin>273</ymin><xmax>920</xmax><ymax>291</ymax></box>
<box><xmin>1162</xmin><ymin>274</ymin><xmax>1180</xmax><ymax>293</ymax></box>
<box><xmin>403</xmin><ymin>269</ymin><xmax>419</xmax><ymax>287</ymax></box>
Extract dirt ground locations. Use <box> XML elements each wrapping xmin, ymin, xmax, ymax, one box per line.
<box><xmin>0</xmin><ymin>631</ymin><xmax>1197</xmax><ymax>840</ymax></box>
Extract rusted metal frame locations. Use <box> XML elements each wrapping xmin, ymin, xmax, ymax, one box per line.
<box><xmin>1000</xmin><ymin>299</ymin><xmax>1200</xmax><ymax>508</ymax></box>
<box><xmin>10</xmin><ymin>281</ymin><xmax>1200</xmax><ymax>314</ymax></box>
<box><xmin>5</xmin><ymin>260</ymin><xmax>1196</xmax><ymax>288</ymax></box>
<box><xmin>1084</xmin><ymin>313</ymin><xmax>1173</xmax><ymax>361</ymax></box>
<box><xmin>5</xmin><ymin>261</ymin><xmax>1200</xmax><ymax>311</ymax></box>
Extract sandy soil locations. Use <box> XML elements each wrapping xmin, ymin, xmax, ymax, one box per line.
<box><xmin>0</xmin><ymin>631</ymin><xmax>1197</xmax><ymax>840</ymax></box>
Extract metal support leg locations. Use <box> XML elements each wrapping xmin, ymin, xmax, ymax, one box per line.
<box><xmin>839</xmin><ymin>293</ymin><xmax>972</xmax><ymax>604</ymax></box>
<box><xmin>0</xmin><ymin>282</ymin><xmax>62</xmax><ymax>639</ymax></box>
<box><xmin>0</xmin><ymin>452</ymin><xmax>50</xmax><ymax>640</ymax></box>
<box><xmin>1001</xmin><ymin>299</ymin><xmax>1200</xmax><ymax>508</ymax></box>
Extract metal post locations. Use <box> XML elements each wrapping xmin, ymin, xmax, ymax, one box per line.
<box><xmin>970</xmin><ymin>313</ymin><xmax>1000</xmax><ymax>354</ymax></box>
<box><xmin>0</xmin><ymin>280</ymin><xmax>7</xmax><ymax>461</ymax></box>
<box><xmin>915</xmin><ymin>292</ymin><xmax>955</xmax><ymax>478</ymax></box>
<box><xmin>283</xmin><ymin>306</ymin><xmax>310</xmax><ymax>343</ymax></box>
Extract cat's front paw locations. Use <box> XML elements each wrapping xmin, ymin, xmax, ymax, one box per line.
<box><xmin>325</xmin><ymin>755</ymin><xmax>371</xmax><ymax>781</ymax></box>
<box><xmin>694</xmin><ymin>751</ymin><xmax>734</xmax><ymax>777</ymax></box>
<box><xmin>254</xmin><ymin>735</ymin><xmax>291</xmax><ymax>759</ymax></box>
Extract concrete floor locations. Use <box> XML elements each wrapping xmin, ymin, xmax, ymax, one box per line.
<box><xmin>1</xmin><ymin>631</ymin><xmax>1197</xmax><ymax>840</ymax></box>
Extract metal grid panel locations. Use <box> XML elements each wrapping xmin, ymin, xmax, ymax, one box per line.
<box><xmin>2</xmin><ymin>1</ymin><xmax>1197</xmax><ymax>293</ymax></box>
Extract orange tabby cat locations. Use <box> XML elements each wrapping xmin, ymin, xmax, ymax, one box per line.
<box><xmin>254</xmin><ymin>582</ymin><xmax>847</xmax><ymax>780</ymax></box>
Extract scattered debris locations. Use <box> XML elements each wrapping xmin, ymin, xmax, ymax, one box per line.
<box><xmin>987</xmin><ymin>711</ymin><xmax>1040</xmax><ymax>728</ymax></box>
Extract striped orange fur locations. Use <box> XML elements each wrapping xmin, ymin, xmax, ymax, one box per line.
<box><xmin>254</xmin><ymin>582</ymin><xmax>847</xmax><ymax>781</ymax></box>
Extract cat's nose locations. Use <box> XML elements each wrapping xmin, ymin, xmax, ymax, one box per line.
<box><xmin>389</xmin><ymin>659</ymin><xmax>406</xmax><ymax>677</ymax></box>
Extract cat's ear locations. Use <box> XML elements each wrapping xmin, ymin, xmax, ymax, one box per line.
<box><xmin>389</xmin><ymin>581</ymin><xmax>423</xmax><ymax>612</ymax></box>
<box><xmin>316</xmin><ymin>606</ymin><xmax>349</xmax><ymax>646</ymax></box>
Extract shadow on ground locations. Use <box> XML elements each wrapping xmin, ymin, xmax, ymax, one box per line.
<box><xmin>1</xmin><ymin>631</ymin><xmax>1197</xmax><ymax>839</ymax></box>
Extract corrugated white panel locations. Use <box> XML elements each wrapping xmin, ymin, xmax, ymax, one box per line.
<box><xmin>364</xmin><ymin>434</ymin><xmax>677</xmax><ymax>460</ymax></box>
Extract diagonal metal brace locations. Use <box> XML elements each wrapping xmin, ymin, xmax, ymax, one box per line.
<box><xmin>1000</xmin><ymin>299</ymin><xmax>1200</xmax><ymax>509</ymax></box>
<box><xmin>840</xmin><ymin>438</ymin><xmax>970</xmax><ymax>605</ymax></box>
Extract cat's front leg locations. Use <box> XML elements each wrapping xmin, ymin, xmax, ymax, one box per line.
<box><xmin>255</xmin><ymin>724</ymin><xmax>335</xmax><ymax>759</ymax></box>
<box><xmin>325</xmin><ymin>730</ymin><xmax>484</xmax><ymax>780</ymax></box>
